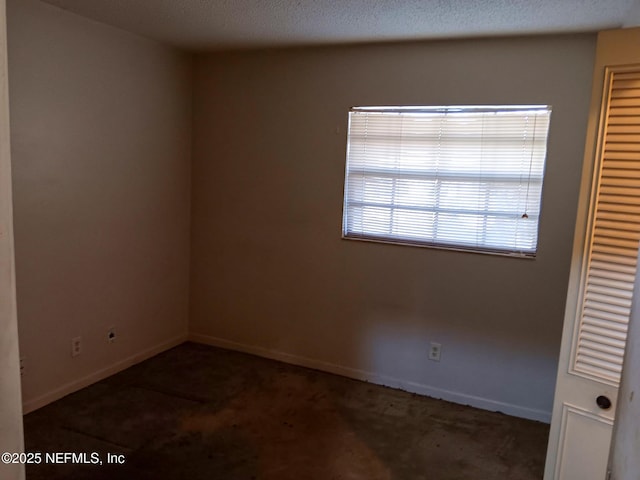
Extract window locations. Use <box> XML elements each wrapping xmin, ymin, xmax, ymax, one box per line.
<box><xmin>342</xmin><ymin>106</ymin><xmax>552</xmax><ymax>257</ymax></box>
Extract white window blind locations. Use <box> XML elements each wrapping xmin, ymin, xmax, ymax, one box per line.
<box><xmin>573</xmin><ymin>69</ymin><xmax>640</xmax><ymax>384</ymax></box>
<box><xmin>342</xmin><ymin>106</ymin><xmax>552</xmax><ymax>256</ymax></box>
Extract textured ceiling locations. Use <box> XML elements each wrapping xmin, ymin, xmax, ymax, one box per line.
<box><xmin>40</xmin><ymin>0</ymin><xmax>640</xmax><ymax>51</ymax></box>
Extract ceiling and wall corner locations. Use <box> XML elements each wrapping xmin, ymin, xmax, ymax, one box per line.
<box><xmin>38</xmin><ymin>0</ymin><xmax>639</xmax><ymax>50</ymax></box>
<box><xmin>3</xmin><ymin>0</ymin><xmax>635</xmax><ymax>425</ymax></box>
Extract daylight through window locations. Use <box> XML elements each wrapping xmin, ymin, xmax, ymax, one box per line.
<box><xmin>342</xmin><ymin>106</ymin><xmax>552</xmax><ymax>256</ymax></box>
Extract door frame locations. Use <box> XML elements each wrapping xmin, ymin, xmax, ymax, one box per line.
<box><xmin>0</xmin><ymin>0</ymin><xmax>25</xmax><ymax>478</ymax></box>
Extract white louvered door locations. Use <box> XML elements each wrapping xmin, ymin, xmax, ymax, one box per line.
<box><xmin>575</xmin><ymin>69</ymin><xmax>640</xmax><ymax>383</ymax></box>
<box><xmin>545</xmin><ymin>66</ymin><xmax>640</xmax><ymax>480</ymax></box>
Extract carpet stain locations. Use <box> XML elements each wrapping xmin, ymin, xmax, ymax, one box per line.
<box><xmin>182</xmin><ymin>372</ymin><xmax>392</xmax><ymax>480</ymax></box>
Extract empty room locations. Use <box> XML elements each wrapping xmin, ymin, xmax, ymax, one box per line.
<box><xmin>1</xmin><ymin>0</ymin><xmax>640</xmax><ymax>479</ymax></box>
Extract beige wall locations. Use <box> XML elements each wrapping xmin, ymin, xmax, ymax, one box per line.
<box><xmin>190</xmin><ymin>34</ymin><xmax>596</xmax><ymax>421</ymax></box>
<box><xmin>7</xmin><ymin>0</ymin><xmax>192</xmax><ymax>411</ymax></box>
<box><xmin>0</xmin><ymin>0</ymin><xmax>24</xmax><ymax>477</ymax></box>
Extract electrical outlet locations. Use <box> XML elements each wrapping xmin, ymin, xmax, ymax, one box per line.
<box><xmin>429</xmin><ymin>342</ymin><xmax>442</xmax><ymax>362</ymax></box>
<box><xmin>107</xmin><ymin>327</ymin><xmax>116</xmax><ymax>344</ymax></box>
<box><xmin>20</xmin><ymin>357</ymin><xmax>26</xmax><ymax>376</ymax></box>
<box><xmin>71</xmin><ymin>336</ymin><xmax>82</xmax><ymax>357</ymax></box>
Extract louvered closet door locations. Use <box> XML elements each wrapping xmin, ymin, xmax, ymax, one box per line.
<box><xmin>545</xmin><ymin>65</ymin><xmax>640</xmax><ymax>480</ymax></box>
<box><xmin>575</xmin><ymin>69</ymin><xmax>640</xmax><ymax>383</ymax></box>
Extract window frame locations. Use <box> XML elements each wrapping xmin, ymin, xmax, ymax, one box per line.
<box><xmin>341</xmin><ymin>105</ymin><xmax>552</xmax><ymax>258</ymax></box>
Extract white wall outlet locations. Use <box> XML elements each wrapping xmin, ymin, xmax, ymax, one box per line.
<box><xmin>20</xmin><ymin>357</ymin><xmax>26</xmax><ymax>376</ymax></box>
<box><xmin>71</xmin><ymin>336</ymin><xmax>82</xmax><ymax>357</ymax></box>
<box><xmin>429</xmin><ymin>342</ymin><xmax>442</xmax><ymax>362</ymax></box>
<box><xmin>107</xmin><ymin>327</ymin><xmax>116</xmax><ymax>344</ymax></box>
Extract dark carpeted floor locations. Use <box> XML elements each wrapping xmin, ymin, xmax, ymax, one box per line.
<box><xmin>23</xmin><ymin>342</ymin><xmax>550</xmax><ymax>479</ymax></box>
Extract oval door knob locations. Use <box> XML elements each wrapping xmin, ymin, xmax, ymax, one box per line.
<box><xmin>596</xmin><ymin>395</ymin><xmax>612</xmax><ymax>410</ymax></box>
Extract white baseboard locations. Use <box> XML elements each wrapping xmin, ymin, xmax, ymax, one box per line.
<box><xmin>22</xmin><ymin>333</ymin><xmax>188</xmax><ymax>414</ymax></box>
<box><xmin>189</xmin><ymin>332</ymin><xmax>552</xmax><ymax>423</ymax></box>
